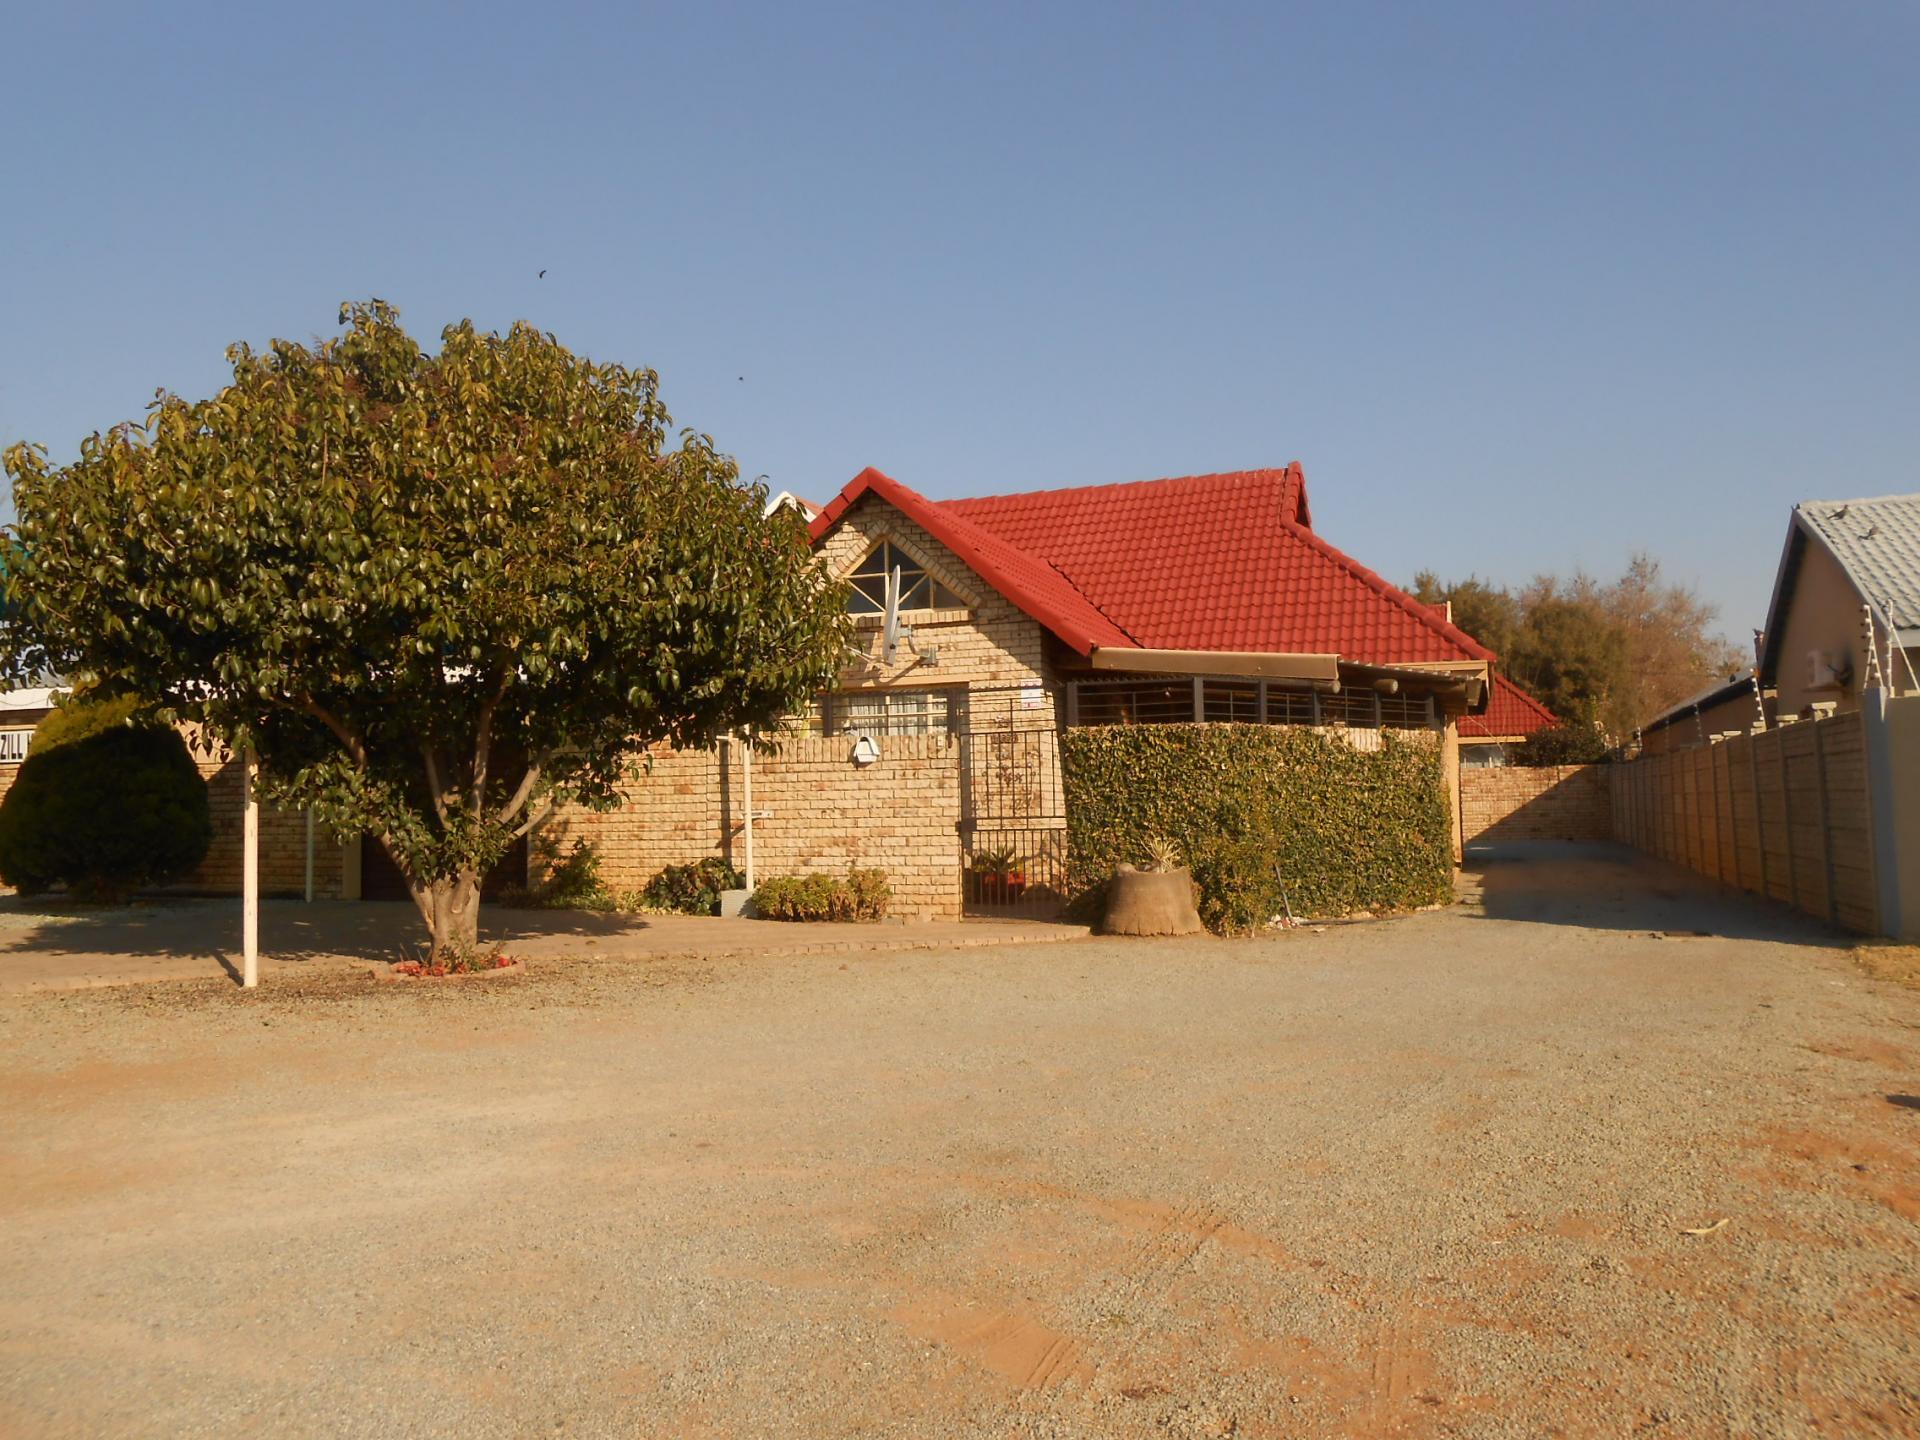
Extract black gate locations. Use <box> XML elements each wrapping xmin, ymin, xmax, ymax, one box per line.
<box><xmin>957</xmin><ymin>685</ymin><xmax>1069</xmax><ymax>916</ymax></box>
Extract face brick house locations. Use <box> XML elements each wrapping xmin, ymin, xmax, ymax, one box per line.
<box><xmin>572</xmin><ymin>461</ymin><xmax>1484</xmax><ymax>910</ymax></box>
<box><xmin>540</xmin><ymin>462</ymin><xmax>1495</xmax><ymax>917</ymax></box>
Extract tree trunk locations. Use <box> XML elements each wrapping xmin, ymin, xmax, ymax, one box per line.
<box><xmin>412</xmin><ymin>872</ymin><xmax>482</xmax><ymax>959</ymax></box>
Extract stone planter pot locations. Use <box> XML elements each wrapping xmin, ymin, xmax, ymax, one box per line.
<box><xmin>1100</xmin><ymin>866</ymin><xmax>1206</xmax><ymax>936</ymax></box>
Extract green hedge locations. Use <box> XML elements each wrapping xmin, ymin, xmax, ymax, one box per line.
<box><xmin>1060</xmin><ymin>725</ymin><xmax>1453</xmax><ymax>932</ymax></box>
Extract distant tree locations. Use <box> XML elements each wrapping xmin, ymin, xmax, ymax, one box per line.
<box><xmin>3</xmin><ymin>302</ymin><xmax>850</xmax><ymax>957</ymax></box>
<box><xmin>1412</xmin><ymin>556</ymin><xmax>1744</xmax><ymax>741</ymax></box>
<box><xmin>1410</xmin><ymin>571</ymin><xmax>1522</xmax><ymax>659</ymax></box>
<box><xmin>1595</xmin><ymin>555</ymin><xmax>1747</xmax><ymax>741</ymax></box>
<box><xmin>1505</xmin><ymin>578</ymin><xmax>1628</xmax><ymax>728</ymax></box>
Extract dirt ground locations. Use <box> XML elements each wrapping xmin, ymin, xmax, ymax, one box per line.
<box><xmin>2</xmin><ymin>843</ymin><xmax>1917</xmax><ymax>1438</ymax></box>
<box><xmin>0</xmin><ymin>896</ymin><xmax>1083</xmax><ymax>993</ymax></box>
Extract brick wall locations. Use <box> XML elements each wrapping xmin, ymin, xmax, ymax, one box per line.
<box><xmin>537</xmin><ymin>732</ymin><xmax>964</xmax><ymax>919</ymax></box>
<box><xmin>1460</xmin><ymin>764</ymin><xmax>1613</xmax><ymax>845</ymax></box>
<box><xmin>184</xmin><ymin>739</ymin><xmax>350</xmax><ymax>898</ymax></box>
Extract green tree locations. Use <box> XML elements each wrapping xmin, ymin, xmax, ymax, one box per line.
<box><xmin>3</xmin><ymin>302</ymin><xmax>849</xmax><ymax>956</ymax></box>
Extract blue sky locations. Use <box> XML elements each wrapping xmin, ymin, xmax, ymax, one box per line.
<box><xmin>5</xmin><ymin>2</ymin><xmax>1915</xmax><ymax>640</ymax></box>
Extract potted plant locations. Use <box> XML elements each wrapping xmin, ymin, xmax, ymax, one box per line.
<box><xmin>967</xmin><ymin>846</ymin><xmax>1027</xmax><ymax>905</ymax></box>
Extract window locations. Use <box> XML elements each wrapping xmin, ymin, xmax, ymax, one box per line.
<box><xmin>822</xmin><ymin>687</ymin><xmax>962</xmax><ymax>736</ymax></box>
<box><xmin>846</xmin><ymin>541</ymin><xmax>965</xmax><ymax>616</ymax></box>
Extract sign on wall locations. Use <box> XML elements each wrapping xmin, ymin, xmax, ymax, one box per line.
<box><xmin>0</xmin><ymin>730</ymin><xmax>31</xmax><ymax>764</ymax></box>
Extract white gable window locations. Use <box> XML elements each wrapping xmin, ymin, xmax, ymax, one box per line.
<box><xmin>821</xmin><ymin>687</ymin><xmax>961</xmax><ymax>736</ymax></box>
<box><xmin>846</xmin><ymin>541</ymin><xmax>965</xmax><ymax>616</ymax></box>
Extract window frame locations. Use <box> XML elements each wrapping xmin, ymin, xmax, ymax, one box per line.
<box><xmin>843</xmin><ymin>540</ymin><xmax>967</xmax><ymax>618</ymax></box>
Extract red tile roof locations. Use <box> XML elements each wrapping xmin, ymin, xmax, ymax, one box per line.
<box><xmin>809</xmin><ymin>464</ymin><xmax>1492</xmax><ymax>665</ymax></box>
<box><xmin>1458</xmin><ymin>673</ymin><xmax>1558</xmax><ymax>739</ymax></box>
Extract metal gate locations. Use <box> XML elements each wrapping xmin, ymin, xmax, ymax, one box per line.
<box><xmin>957</xmin><ymin>685</ymin><xmax>1069</xmax><ymax>916</ymax></box>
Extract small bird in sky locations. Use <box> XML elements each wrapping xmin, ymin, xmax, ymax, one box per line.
<box><xmin>538</xmin><ymin>269</ymin><xmax>547</xmax><ymax>279</ymax></box>
<box><xmin>738</xmin><ymin>375</ymin><xmax>745</xmax><ymax>382</ymax></box>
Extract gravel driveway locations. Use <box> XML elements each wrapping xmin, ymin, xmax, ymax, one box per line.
<box><xmin>2</xmin><ymin>844</ymin><xmax>1917</xmax><ymax>1438</ymax></box>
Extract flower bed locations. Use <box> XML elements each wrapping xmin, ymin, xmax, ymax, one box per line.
<box><xmin>372</xmin><ymin>952</ymin><xmax>524</xmax><ymax>982</ymax></box>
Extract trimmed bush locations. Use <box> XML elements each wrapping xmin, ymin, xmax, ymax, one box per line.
<box><xmin>1060</xmin><ymin>725</ymin><xmax>1453</xmax><ymax>932</ymax></box>
<box><xmin>0</xmin><ymin>723</ymin><xmax>212</xmax><ymax>900</ymax></box>
<box><xmin>1514</xmin><ymin>722</ymin><xmax>1613</xmax><ymax>766</ymax></box>
<box><xmin>641</xmin><ymin>857</ymin><xmax>745</xmax><ymax>915</ymax></box>
<box><xmin>30</xmin><ymin>692</ymin><xmax>149</xmax><ymax>754</ymax></box>
<box><xmin>751</xmin><ymin>867</ymin><xmax>891</xmax><ymax>922</ymax></box>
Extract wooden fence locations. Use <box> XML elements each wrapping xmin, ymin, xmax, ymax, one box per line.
<box><xmin>1609</xmin><ymin>710</ymin><xmax>1878</xmax><ymax>933</ymax></box>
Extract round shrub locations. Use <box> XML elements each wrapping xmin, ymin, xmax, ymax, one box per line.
<box><xmin>1514</xmin><ymin>722</ymin><xmax>1613</xmax><ymax>766</ymax></box>
<box><xmin>0</xmin><ymin>724</ymin><xmax>212</xmax><ymax>900</ymax></box>
<box><xmin>29</xmin><ymin>692</ymin><xmax>148</xmax><ymax>755</ymax></box>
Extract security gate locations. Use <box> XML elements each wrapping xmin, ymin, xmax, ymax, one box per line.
<box><xmin>957</xmin><ymin>685</ymin><xmax>1069</xmax><ymax>916</ymax></box>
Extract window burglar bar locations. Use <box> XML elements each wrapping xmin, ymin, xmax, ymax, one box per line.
<box><xmin>1068</xmin><ymin>676</ymin><xmax>1434</xmax><ymax>731</ymax></box>
<box><xmin>810</xmin><ymin>686</ymin><xmax>965</xmax><ymax>737</ymax></box>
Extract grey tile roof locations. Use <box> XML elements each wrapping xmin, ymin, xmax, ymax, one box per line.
<box><xmin>1798</xmin><ymin>492</ymin><xmax>1920</xmax><ymax>637</ymax></box>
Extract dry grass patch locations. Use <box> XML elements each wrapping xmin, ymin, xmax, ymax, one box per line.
<box><xmin>1853</xmin><ymin>941</ymin><xmax>1920</xmax><ymax>992</ymax></box>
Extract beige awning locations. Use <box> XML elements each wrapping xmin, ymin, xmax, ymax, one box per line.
<box><xmin>1087</xmin><ymin>648</ymin><xmax>1343</xmax><ymax>685</ymax></box>
<box><xmin>1340</xmin><ymin>660</ymin><xmax>1489</xmax><ymax>708</ymax></box>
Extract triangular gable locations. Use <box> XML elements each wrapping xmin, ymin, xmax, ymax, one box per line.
<box><xmin>809</xmin><ymin>468</ymin><xmax>1138</xmax><ymax>655</ymax></box>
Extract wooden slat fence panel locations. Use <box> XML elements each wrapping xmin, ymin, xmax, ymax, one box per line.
<box><xmin>1609</xmin><ymin>710</ymin><xmax>1879</xmax><ymax>934</ymax></box>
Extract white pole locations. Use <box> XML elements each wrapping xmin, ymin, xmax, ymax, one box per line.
<box><xmin>242</xmin><ymin>744</ymin><xmax>259</xmax><ymax>988</ymax></box>
<box><xmin>303</xmin><ymin>808</ymin><xmax>315</xmax><ymax>903</ymax></box>
<box><xmin>742</xmin><ymin>731</ymin><xmax>755</xmax><ymax>890</ymax></box>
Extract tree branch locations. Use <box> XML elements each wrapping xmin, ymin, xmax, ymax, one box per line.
<box><xmin>471</xmin><ymin>668</ymin><xmax>511</xmax><ymax>812</ymax></box>
<box><xmin>496</xmin><ymin>760</ymin><xmax>542</xmax><ymax>826</ymax></box>
<box><xmin>423</xmin><ymin>746</ymin><xmax>450</xmax><ymax>824</ymax></box>
<box><xmin>510</xmin><ymin>797</ymin><xmax>559</xmax><ymax>840</ymax></box>
<box><xmin>295</xmin><ymin>695</ymin><xmax>367</xmax><ymax>769</ymax></box>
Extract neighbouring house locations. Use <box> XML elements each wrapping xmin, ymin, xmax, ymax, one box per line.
<box><xmin>764</xmin><ymin>490</ymin><xmax>821</xmax><ymax>523</ymax></box>
<box><xmin>1457</xmin><ymin>673</ymin><xmax>1558</xmax><ymax>766</ymax></box>
<box><xmin>1608</xmin><ymin>490</ymin><xmax>1920</xmax><ymax>940</ymax></box>
<box><xmin>1758</xmin><ymin>492</ymin><xmax>1920</xmax><ymax>720</ymax></box>
<box><xmin>0</xmin><ymin>685</ymin><xmax>62</xmax><ymax>807</ymax></box>
<box><xmin>1635</xmin><ymin>671</ymin><xmax>1774</xmax><ymax>757</ymax></box>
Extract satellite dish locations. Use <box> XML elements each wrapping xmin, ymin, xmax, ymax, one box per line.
<box><xmin>882</xmin><ymin>564</ymin><xmax>903</xmax><ymax>665</ymax></box>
